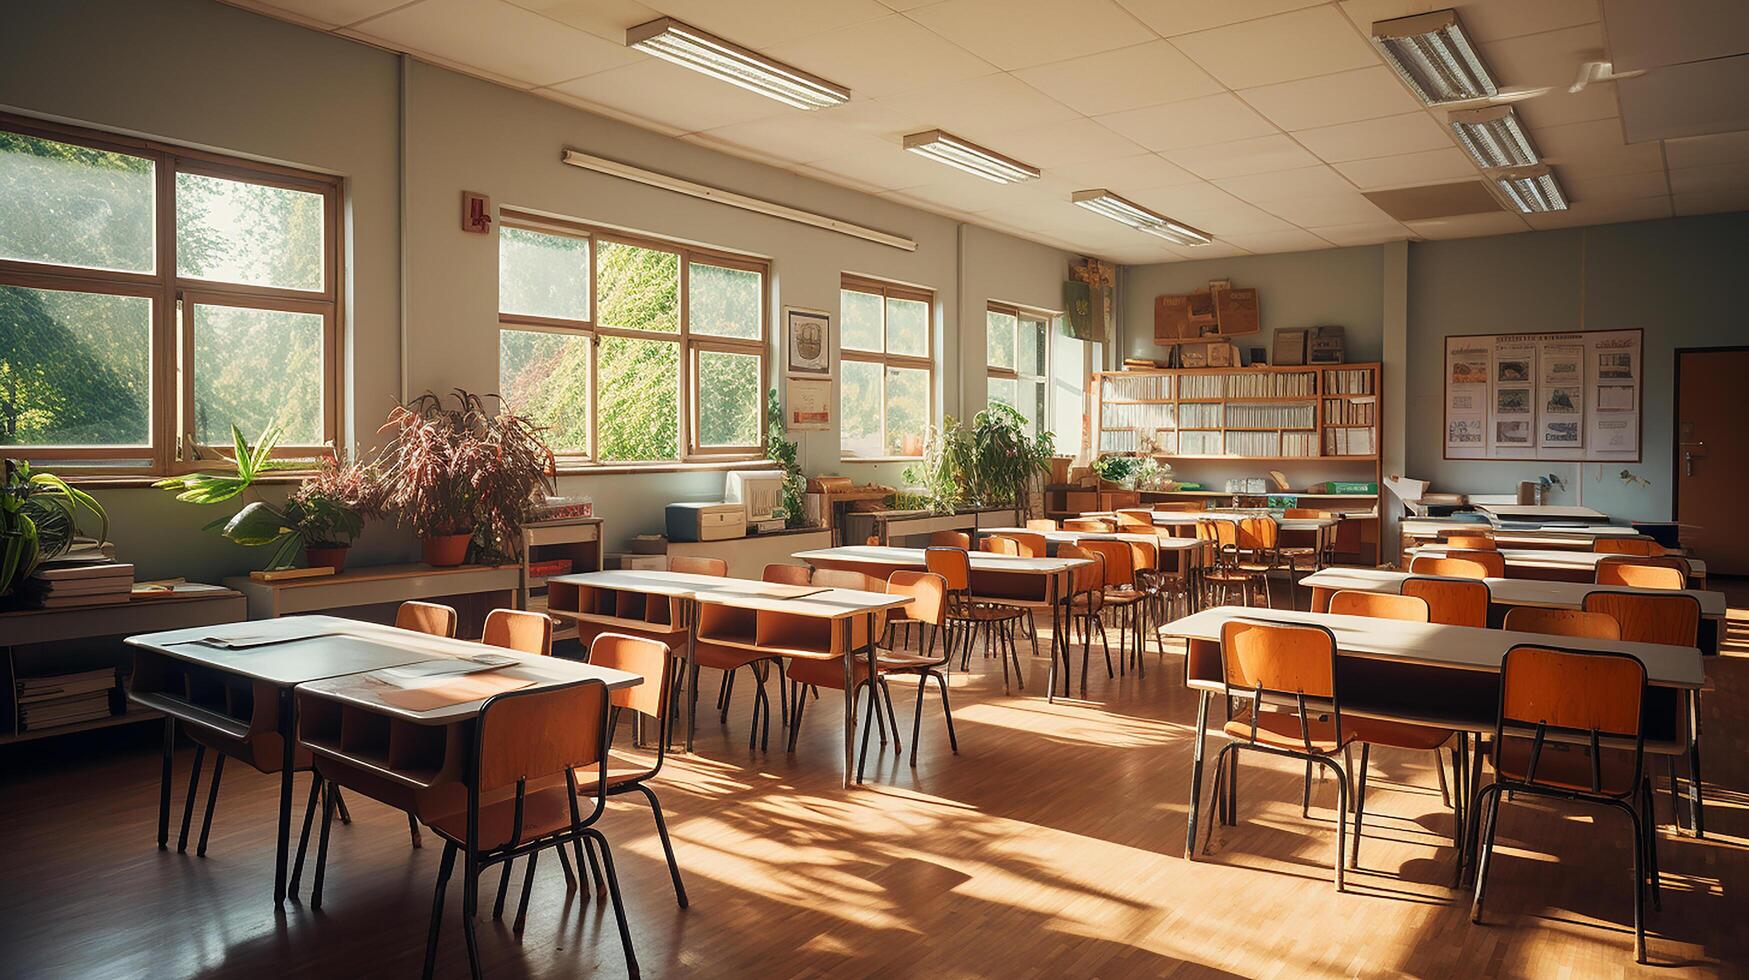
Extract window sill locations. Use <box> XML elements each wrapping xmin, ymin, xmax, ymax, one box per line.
<box><xmin>51</xmin><ymin>471</ymin><xmax>316</xmax><ymax>490</ymax></box>
<box><xmin>839</xmin><ymin>456</ymin><xmax>923</xmax><ymax>464</ymax></box>
<box><xmin>553</xmin><ymin>457</ymin><xmax>770</xmax><ymax>477</ymax></box>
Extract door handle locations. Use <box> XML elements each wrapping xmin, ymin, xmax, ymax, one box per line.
<box><xmin>1682</xmin><ymin>441</ymin><xmax>1706</xmax><ymax>477</ymax></box>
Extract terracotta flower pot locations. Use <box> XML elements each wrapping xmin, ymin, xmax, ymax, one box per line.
<box><xmin>304</xmin><ymin>544</ymin><xmax>350</xmax><ymax>573</ymax></box>
<box><xmin>421</xmin><ymin>532</ymin><xmax>471</xmax><ymax>567</ymax></box>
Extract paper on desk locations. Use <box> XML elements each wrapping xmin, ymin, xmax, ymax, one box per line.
<box><xmin>189</xmin><ymin>622</ymin><xmax>339</xmax><ymax>649</ymax></box>
<box><xmin>374</xmin><ymin>673</ymin><xmax>535</xmax><ymax>711</ymax></box>
<box><xmin>372</xmin><ymin>654</ymin><xmax>520</xmax><ymax>688</ymax></box>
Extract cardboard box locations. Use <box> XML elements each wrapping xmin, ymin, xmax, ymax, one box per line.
<box><xmin>607</xmin><ymin>553</ymin><xmax>666</xmax><ymax>571</ymax></box>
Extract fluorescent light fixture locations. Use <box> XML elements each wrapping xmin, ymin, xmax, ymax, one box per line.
<box><xmin>1071</xmin><ymin>189</ymin><xmax>1212</xmax><ymax>246</ymax></box>
<box><xmin>1492</xmin><ymin>164</ymin><xmax>1568</xmax><ymax>213</ymax></box>
<box><xmin>1449</xmin><ymin>105</ymin><xmax>1539</xmax><ymax>169</ymax></box>
<box><xmin>626</xmin><ymin>18</ymin><xmax>849</xmax><ymax>110</ymax></box>
<box><xmin>902</xmin><ymin>130</ymin><xmax>1040</xmax><ymax>184</ymax></box>
<box><xmin>1371</xmin><ymin>9</ymin><xmax>1498</xmax><ymax>105</ymax></box>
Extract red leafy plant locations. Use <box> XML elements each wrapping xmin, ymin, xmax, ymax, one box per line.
<box><xmin>377</xmin><ymin>389</ymin><xmax>556</xmax><ymax>562</ymax></box>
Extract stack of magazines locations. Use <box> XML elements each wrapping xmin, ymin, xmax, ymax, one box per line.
<box><xmin>16</xmin><ymin>668</ymin><xmax>118</xmax><ymax>731</ymax></box>
<box><xmin>23</xmin><ymin>561</ymin><xmax>135</xmax><ymax>608</ymax></box>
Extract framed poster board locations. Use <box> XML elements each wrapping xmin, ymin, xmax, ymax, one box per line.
<box><xmin>785</xmin><ymin>306</ymin><xmax>831</xmax><ymax>377</ymax></box>
<box><xmin>1443</xmin><ymin>328</ymin><xmax>1641</xmax><ymax>462</ymax></box>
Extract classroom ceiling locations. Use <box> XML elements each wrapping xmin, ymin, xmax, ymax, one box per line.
<box><xmin>224</xmin><ymin>0</ymin><xmax>1749</xmax><ymax>264</ymax></box>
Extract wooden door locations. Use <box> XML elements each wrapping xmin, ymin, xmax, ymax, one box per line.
<box><xmin>1676</xmin><ymin>348</ymin><xmax>1749</xmax><ymax>574</ymax></box>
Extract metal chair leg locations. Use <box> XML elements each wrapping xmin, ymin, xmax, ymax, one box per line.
<box><xmin>422</xmin><ymin>842</ymin><xmax>458</xmax><ymax>980</ymax></box>
<box><xmin>197</xmin><ymin>753</ymin><xmax>225</xmax><ymax>857</ymax></box>
<box><xmin>636</xmin><ymin>784</ymin><xmax>688</xmax><ymax>908</ymax></box>
<box><xmin>513</xmin><ymin>849</ymin><xmax>540</xmax><ymax>935</ymax></box>
<box><xmin>408</xmin><ymin>812</ymin><xmax>423</xmax><ymax>849</ymax></box>
<box><xmin>1351</xmin><ymin>743</ymin><xmax>1370</xmax><ymax>868</ymax></box>
<box><xmin>1470</xmin><ymin>785</ymin><xmax>1503</xmax><ymax>923</ymax></box>
<box><xmin>935</xmin><ymin>671</ymin><xmax>958</xmax><ymax>753</ymax></box>
<box><xmin>290</xmin><ymin>773</ymin><xmax>322</xmax><ymax>898</ymax></box>
<box><xmin>312</xmin><ymin>780</ymin><xmax>336</xmax><ymax>910</ymax></box>
<box><xmin>177</xmin><ymin>744</ymin><xmax>205</xmax><ymax>853</ymax></box>
<box><xmin>584</xmin><ymin>830</ymin><xmax>641</xmax><ymax>978</ymax></box>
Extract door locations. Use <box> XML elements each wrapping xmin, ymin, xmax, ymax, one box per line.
<box><xmin>1676</xmin><ymin>348</ymin><xmax>1749</xmax><ymax>574</ymax></box>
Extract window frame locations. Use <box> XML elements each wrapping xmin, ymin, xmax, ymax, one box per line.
<box><xmin>986</xmin><ymin>302</ymin><xmax>1051</xmax><ymax>437</ymax></box>
<box><xmin>839</xmin><ymin>274</ymin><xmax>935</xmax><ymax>461</ymax></box>
<box><xmin>496</xmin><ymin>211</ymin><xmax>770</xmax><ymax>469</ymax></box>
<box><xmin>0</xmin><ymin>111</ymin><xmax>343</xmax><ymax>474</ymax></box>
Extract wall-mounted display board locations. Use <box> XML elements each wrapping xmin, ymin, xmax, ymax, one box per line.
<box><xmin>1154</xmin><ymin>286</ymin><xmax>1260</xmax><ymax>342</ymax></box>
<box><xmin>1443</xmin><ymin>329</ymin><xmax>1641</xmax><ymax>462</ymax></box>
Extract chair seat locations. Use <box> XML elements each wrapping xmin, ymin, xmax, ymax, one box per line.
<box><xmin>1204</xmin><ymin>569</ymin><xmax>1262</xmax><ymax>583</ymax></box>
<box><xmin>573</xmin><ymin>753</ymin><xmax>657</xmax><ymax>794</ymax></box>
<box><xmin>693</xmin><ymin>643</ymin><xmax>774</xmax><ymax>671</ymax></box>
<box><xmin>1487</xmin><ymin>737</ymin><xmax>1640</xmax><ymax>797</ymax></box>
<box><xmin>427</xmin><ymin>786</ymin><xmax>576</xmax><ymax>853</ymax></box>
<box><xmin>1349</xmin><ymin>718</ymin><xmax>1453</xmax><ymax>751</ymax></box>
<box><xmin>1224</xmin><ymin>709</ymin><xmax>1352</xmax><ymax>755</ymax></box>
<box><xmin>950</xmin><ymin>601</ymin><xmax>1026</xmax><ymax>623</ymax></box>
<box><xmin>785</xmin><ymin>651</ymin><xmax>938</xmax><ymax>689</ymax></box>
<box><xmin>1100</xmin><ymin>587</ymin><xmax>1145</xmax><ymax>606</ymax></box>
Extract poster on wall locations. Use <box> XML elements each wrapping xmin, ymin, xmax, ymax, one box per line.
<box><xmin>785</xmin><ymin>377</ymin><xmax>831</xmax><ymax>430</ymax></box>
<box><xmin>784</xmin><ymin>306</ymin><xmax>831</xmax><ymax>377</ymax></box>
<box><xmin>1444</xmin><ymin>328</ymin><xmax>1641</xmax><ymax>462</ymax></box>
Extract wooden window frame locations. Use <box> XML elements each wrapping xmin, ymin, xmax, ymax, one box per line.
<box><xmin>0</xmin><ymin>111</ymin><xmax>343</xmax><ymax>475</ymax></box>
<box><xmin>986</xmin><ymin>302</ymin><xmax>1050</xmax><ymax>435</ymax></box>
<box><xmin>496</xmin><ymin>212</ymin><xmax>769</xmax><ymax>470</ymax></box>
<box><xmin>840</xmin><ymin>274</ymin><xmax>935</xmax><ymax>461</ymax></box>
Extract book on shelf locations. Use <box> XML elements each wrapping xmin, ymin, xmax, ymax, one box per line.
<box><xmin>31</xmin><ymin>561</ymin><xmax>134</xmax><ymax>582</ymax></box>
<box><xmin>1322</xmin><ymin>396</ymin><xmax>1377</xmax><ymax>426</ymax></box>
<box><xmin>1323</xmin><ymin>368</ymin><xmax>1373</xmax><ymax>395</ymax></box>
<box><xmin>1225</xmin><ymin>402</ymin><xmax>1314</xmax><ymax>428</ymax></box>
<box><xmin>1100</xmin><ymin>402</ymin><xmax>1175</xmax><ymax>430</ymax></box>
<box><xmin>24</xmin><ymin>574</ymin><xmax>134</xmax><ymax>597</ymax></box>
<box><xmin>1324</xmin><ymin>427</ymin><xmax>1377</xmax><ymax>455</ymax></box>
<box><xmin>1100</xmin><ymin>373</ymin><xmax>1171</xmax><ymax>400</ymax></box>
<box><xmin>18</xmin><ymin>668</ymin><xmax>119</xmax><ymax>702</ymax></box>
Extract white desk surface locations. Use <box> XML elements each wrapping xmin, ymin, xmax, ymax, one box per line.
<box><xmin>1479</xmin><ymin>504</ymin><xmax>1610</xmax><ymax>521</ymax></box>
<box><xmin>794</xmin><ymin>545</ymin><xmax>1089</xmax><ymax>574</ymax></box>
<box><xmin>696</xmin><ymin>586</ymin><xmax>913</xmax><ymax>619</ymax></box>
<box><xmin>1402</xmin><ymin>519</ymin><xmax>1643</xmax><ymax>540</ymax></box>
<box><xmin>1300</xmin><ymin>567</ymin><xmax>1726</xmax><ymax>619</ymax></box>
<box><xmin>979</xmin><ymin>527</ymin><xmax>1204</xmax><ymax>551</ymax></box>
<box><xmin>1142</xmin><ymin>512</ymin><xmax>1339</xmax><ymax>530</ymax></box>
<box><xmin>297</xmin><ymin>650</ymin><xmax>642</xmax><ymax>724</ymax></box>
<box><xmin>1160</xmin><ymin>607</ymin><xmax>1704</xmax><ymax>688</ymax></box>
<box><xmin>548</xmin><ymin>568</ymin><xmax>826</xmax><ymax>600</ymax></box>
<box><xmin>126</xmin><ymin>615</ymin><xmax>485</xmax><ymax>686</ymax></box>
<box><xmin>1410</xmin><ymin>544</ymin><xmax>1707</xmax><ymax>576</ymax></box>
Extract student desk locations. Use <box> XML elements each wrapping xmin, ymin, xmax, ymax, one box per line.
<box><xmin>1160</xmin><ymin>607</ymin><xmax>1705</xmax><ymax>864</ymax></box>
<box><xmin>543</xmin><ymin>569</ymin><xmax>831</xmax><ymax>752</ymax></box>
<box><xmin>692</xmin><ymin>586</ymin><xmax>911</xmax><ymax>787</ymax></box>
<box><xmin>1478</xmin><ymin>504</ymin><xmax>1611</xmax><ymax>523</ymax></box>
<box><xmin>124</xmin><ymin>616</ymin><xmax>484</xmax><ymax>904</ymax></box>
<box><xmin>1401</xmin><ymin>519</ymin><xmax>1650</xmax><ymax>552</ymax></box>
<box><xmin>1409</xmin><ymin>545</ymin><xmax>1708</xmax><ymax>584</ymax></box>
<box><xmin>1300</xmin><ymin>566</ymin><xmax>1727</xmax><ymax>653</ymax></box>
<box><xmin>978</xmin><ymin>526</ymin><xmax>1204</xmax><ymax>571</ymax></box>
<box><xmin>793</xmin><ymin>545</ymin><xmax>1090</xmax><ymax>700</ymax></box>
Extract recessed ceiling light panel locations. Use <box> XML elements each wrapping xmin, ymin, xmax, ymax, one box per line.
<box><xmin>1372</xmin><ymin>9</ymin><xmax>1498</xmax><ymax>105</ymax></box>
<box><xmin>1449</xmin><ymin>105</ymin><xmax>1539</xmax><ymax>169</ymax></box>
<box><xmin>1071</xmin><ymin>189</ymin><xmax>1211</xmax><ymax>246</ymax></box>
<box><xmin>627</xmin><ymin>18</ymin><xmax>850</xmax><ymax>110</ymax></box>
<box><xmin>1492</xmin><ymin>164</ymin><xmax>1569</xmax><ymax>213</ymax></box>
<box><xmin>902</xmin><ymin>130</ymin><xmax>1040</xmax><ymax>184</ymax></box>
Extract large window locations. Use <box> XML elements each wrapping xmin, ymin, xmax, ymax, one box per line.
<box><xmin>986</xmin><ymin>304</ymin><xmax>1050</xmax><ymax>438</ymax></box>
<box><xmin>0</xmin><ymin>114</ymin><xmax>341</xmax><ymax>470</ymax></box>
<box><xmin>840</xmin><ymin>276</ymin><xmax>933</xmax><ymax>459</ymax></box>
<box><xmin>497</xmin><ymin>214</ymin><xmax>767</xmax><ymax>465</ymax></box>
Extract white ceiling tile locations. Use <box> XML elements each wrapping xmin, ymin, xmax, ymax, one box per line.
<box><xmin>1170</xmin><ymin>6</ymin><xmax>1381</xmax><ymax>90</ymax></box>
<box><xmin>1118</xmin><ymin>0</ymin><xmax>1324</xmax><ymax>38</ymax></box>
<box><xmin>1616</xmin><ymin>55</ymin><xmax>1749</xmax><ymax>144</ymax></box>
<box><xmin>804</xmin><ymin>146</ymin><xmax>956</xmax><ymax>189</ymax></box>
<box><xmin>1173</xmin><ymin>241</ymin><xmax>1255</xmax><ymax>258</ymax></box>
<box><xmin>1103</xmin><ymin>243</ymin><xmax>1184</xmax><ymax>263</ymax></box>
<box><xmin>1477</xmin><ymin>23</ymin><xmax>1605</xmax><ymax>93</ymax></box>
<box><xmin>1333</xmin><ymin>147</ymin><xmax>1478</xmax><ymax>189</ymax></box>
<box><xmin>1509</xmin><ymin>84</ymin><xmax>1622</xmax><ymax>131</ymax></box>
<box><xmin>1665</xmin><ymin>131</ymin><xmax>1749</xmax><ymax>169</ymax></box>
<box><xmin>980</xmin><ymin>117</ymin><xmax>1148</xmax><ymax>169</ymax></box>
<box><xmin>1602</xmin><ymin>0</ymin><xmax>1749</xmax><ymax>73</ymax></box>
<box><xmin>351</xmin><ymin>0</ymin><xmax>643</xmax><ymax>87</ymax></box>
<box><xmin>635</xmin><ymin>0</ymin><xmax>891</xmax><ymax>47</ymax></box>
<box><xmin>1560</xmin><ymin>169</ymin><xmax>1669</xmax><ymax>202</ymax></box>
<box><xmin>1672</xmin><ymin>187</ymin><xmax>1749</xmax><ymax>216</ymax></box>
<box><xmin>1667</xmin><ymin>162</ymin><xmax>1749</xmax><ymax>195</ymax></box>
<box><xmin>1012</xmin><ymin>40</ymin><xmax>1224</xmax><ymax>116</ymax></box>
<box><xmin>1522</xmin><ymin>195</ymin><xmax>1672</xmax><ymax>230</ymax></box>
<box><xmin>1096</xmin><ymin>94</ymin><xmax>1279</xmax><ymax>152</ymax></box>
<box><xmin>907</xmin><ymin>0</ymin><xmax>1154</xmax><ymax>70</ymax></box>
<box><xmin>1221</xmin><ymin>227</ymin><xmax>1332</xmax><ymax>253</ymax></box>
<box><xmin>1214</xmin><ymin>165</ymin><xmax>1358</xmax><ymax>203</ymax></box>
<box><xmin>688</xmin><ymin>113</ymin><xmax>898</xmax><ymax>166</ymax></box>
<box><xmin>1237</xmin><ymin>67</ymin><xmax>1421</xmax><ymax>132</ymax></box>
<box><xmin>862</xmin><ymin>73</ymin><xmax>1081</xmax><ymax>144</ymax></box>
<box><xmin>884</xmin><ymin>173</ymin><xmax>1036</xmax><ymax>213</ymax></box>
<box><xmin>502</xmin><ymin>0</ymin><xmax>661</xmax><ymax>43</ymax></box>
<box><xmin>769</xmin><ymin>15</ymin><xmax>998</xmax><ymax>99</ymax></box>
<box><xmin>787</xmin><ymin>163</ymin><xmax>892</xmax><ymax>197</ymax></box>
<box><xmin>1292</xmin><ymin>111</ymin><xmax>1453</xmax><ymax>163</ymax></box>
<box><xmin>1534</xmin><ymin>117</ymin><xmax>1664</xmax><ymax>178</ymax></box>
<box><xmin>1046</xmin><ymin>153</ymin><xmax>1203</xmax><ymax>191</ymax></box>
<box><xmin>245</xmin><ymin>0</ymin><xmax>414</xmax><ymax>28</ymax></box>
<box><xmin>551</xmin><ymin>58</ymin><xmax>790</xmax><ymax>132</ymax></box>
<box><xmin>1404</xmin><ymin>210</ymin><xmax>1530</xmax><ymax>239</ymax></box>
<box><xmin>1259</xmin><ymin>191</ymin><xmax>1392</xmax><ymax>226</ymax></box>
<box><xmin>1127</xmin><ymin>184</ymin><xmax>1299</xmax><ymax>234</ymax></box>
<box><xmin>1162</xmin><ymin>134</ymin><xmax>1323</xmax><ymax>178</ymax></box>
<box><xmin>1337</xmin><ymin>0</ymin><xmax>1597</xmax><ymax>43</ymax></box>
<box><xmin>1307</xmin><ymin>219</ymin><xmax>1413</xmax><ymax>245</ymax></box>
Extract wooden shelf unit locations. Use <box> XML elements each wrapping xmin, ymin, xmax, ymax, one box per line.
<box><xmin>518</xmin><ymin>517</ymin><xmax>604</xmax><ymax>643</ymax></box>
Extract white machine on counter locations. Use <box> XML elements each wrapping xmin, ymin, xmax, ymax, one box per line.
<box><xmin>724</xmin><ymin>469</ymin><xmax>789</xmax><ymax>533</ymax></box>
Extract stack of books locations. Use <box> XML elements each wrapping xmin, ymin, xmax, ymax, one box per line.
<box><xmin>16</xmin><ymin>668</ymin><xmax>118</xmax><ymax>731</ymax></box>
<box><xmin>24</xmin><ymin>562</ymin><xmax>136</xmax><ymax>608</ymax></box>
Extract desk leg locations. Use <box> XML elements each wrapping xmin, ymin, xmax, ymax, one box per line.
<box><xmin>841</xmin><ymin>618</ymin><xmax>856</xmax><ymax>789</ymax></box>
<box><xmin>1688</xmin><ymin>692</ymin><xmax>1705</xmax><ymax>838</ymax></box>
<box><xmin>1046</xmin><ymin>572</ymin><xmax>1060</xmax><ymax>704</ymax></box>
<box><xmin>861</xmin><ymin>612</ymin><xmax>878</xmax><ymax>783</ymax></box>
<box><xmin>1185</xmin><ymin>691</ymin><xmax>1210</xmax><ymax>860</ymax></box>
<box><xmin>158</xmin><ymin>716</ymin><xmax>175</xmax><ymax>849</ymax></box>
<box><xmin>684</xmin><ymin>601</ymin><xmax>698</xmax><ymax>755</ymax></box>
<box><xmin>274</xmin><ymin>688</ymin><xmax>295</xmax><ymax>905</ymax></box>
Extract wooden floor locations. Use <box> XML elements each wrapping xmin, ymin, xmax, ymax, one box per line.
<box><xmin>5</xmin><ymin>579</ymin><xmax>1748</xmax><ymax>978</ymax></box>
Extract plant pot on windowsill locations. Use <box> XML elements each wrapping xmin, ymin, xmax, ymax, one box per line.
<box><xmin>421</xmin><ymin>532</ymin><xmax>471</xmax><ymax>567</ymax></box>
<box><xmin>304</xmin><ymin>543</ymin><xmax>350</xmax><ymax>573</ymax></box>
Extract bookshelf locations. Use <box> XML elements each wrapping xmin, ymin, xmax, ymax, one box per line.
<box><xmin>1091</xmin><ymin>362</ymin><xmax>1383</xmax><ymax>563</ymax></box>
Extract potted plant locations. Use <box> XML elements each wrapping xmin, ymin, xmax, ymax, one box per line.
<box><xmin>962</xmin><ymin>404</ymin><xmax>1055</xmax><ymax>520</ymax></box>
<box><xmin>286</xmin><ymin>456</ymin><xmax>384</xmax><ymax>571</ymax></box>
<box><xmin>2</xmin><ymin>459</ymin><xmax>109</xmax><ymax>598</ymax></box>
<box><xmin>378</xmin><ymin>389</ymin><xmax>555</xmax><ymax>567</ymax></box>
<box><xmin>902</xmin><ymin>417</ymin><xmax>971</xmax><ymax>516</ymax></box>
<box><xmin>764</xmin><ymin>389</ymin><xmax>809</xmax><ymax>528</ymax></box>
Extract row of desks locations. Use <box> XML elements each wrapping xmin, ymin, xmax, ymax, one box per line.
<box><xmin>1408</xmin><ymin>543</ymin><xmax>1708</xmax><ymax>582</ymax></box>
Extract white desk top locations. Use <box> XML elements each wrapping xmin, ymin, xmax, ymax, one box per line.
<box><xmin>1160</xmin><ymin>607</ymin><xmax>1704</xmax><ymax>688</ymax></box>
<box><xmin>1479</xmin><ymin>504</ymin><xmax>1610</xmax><ymax>521</ymax></box>
<box><xmin>695</xmin><ymin>586</ymin><xmax>913</xmax><ymax>619</ymax></box>
<box><xmin>979</xmin><ymin>527</ymin><xmax>1204</xmax><ymax>551</ymax></box>
<box><xmin>126</xmin><ymin>615</ymin><xmax>485</xmax><ymax>686</ymax></box>
<box><xmin>794</xmin><ymin>545</ymin><xmax>1089</xmax><ymax>574</ymax></box>
<box><xmin>1300</xmin><ymin>567</ymin><xmax>1726</xmax><ymax>619</ymax></box>
<box><xmin>297</xmin><ymin>650</ymin><xmax>641</xmax><ymax>724</ymax></box>
<box><xmin>1402</xmin><ymin>519</ymin><xmax>1643</xmax><ymax>539</ymax></box>
<box><xmin>1136</xmin><ymin>512</ymin><xmax>1339</xmax><ymax>530</ymax></box>
<box><xmin>1410</xmin><ymin>544</ymin><xmax>1706</xmax><ymax>576</ymax></box>
<box><xmin>548</xmin><ymin>568</ymin><xmax>826</xmax><ymax>600</ymax></box>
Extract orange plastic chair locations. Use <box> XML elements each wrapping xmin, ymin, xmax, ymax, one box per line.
<box><xmin>1058</xmin><ymin>544</ymin><xmax>1112</xmax><ymax>687</ymax></box>
<box><xmin>396</xmin><ymin>601</ymin><xmax>458</xmax><ymax>638</ymax></box>
<box><xmin>1078</xmin><ymin>539</ymin><xmax>1147</xmax><ymax>675</ymax></box>
<box><xmin>1582</xmin><ymin>591</ymin><xmax>1701</xmax><ymax>647</ymax></box>
<box><xmin>1595</xmin><ymin>538</ymin><xmax>1666</xmax><ymax>556</ymax></box>
<box><xmin>1402</xmin><ymin>577</ymin><xmax>1489</xmax><ymax>628</ymax></box>
<box><xmin>983</xmin><ymin>535</ymin><xmax>1020</xmax><ymax>556</ymax></box>
<box><xmin>669</xmin><ymin>555</ymin><xmax>727</xmax><ymax>577</ymax></box>
<box><xmin>1503</xmin><ymin>607</ymin><xmax>1621</xmax><ymax>640</ymax></box>
<box><xmin>762</xmin><ymin>563</ymin><xmax>813</xmax><ymax>586</ymax></box>
<box><xmin>1328</xmin><ymin>590</ymin><xmax>1428</xmax><ymax>622</ymax></box>
<box><xmin>1003</xmin><ymin>531</ymin><xmax>1049</xmax><ymax>558</ymax></box>
<box><xmin>1471</xmin><ymin>644</ymin><xmax>1656</xmax><ymax>963</ymax></box>
<box><xmin>1154</xmin><ymin>501</ymin><xmax>1206</xmax><ymax>512</ymax></box>
<box><xmin>1063</xmin><ymin>517</ymin><xmax>1115</xmax><ymax>532</ymax></box>
<box><xmin>1283</xmin><ymin>508</ymin><xmax>1327</xmax><ymax>519</ymax></box>
<box><xmin>1114</xmin><ymin>509</ymin><xmax>1155</xmax><ymax>530</ymax></box>
<box><xmin>1442</xmin><ymin>534</ymin><xmax>1498</xmax><ymax>551</ymax></box>
<box><xmin>484</xmin><ymin>608</ymin><xmax>553</xmax><ymax>657</ymax></box>
<box><xmin>1026</xmin><ymin>519</ymin><xmax>1059</xmax><ymax>531</ymax></box>
<box><xmin>924</xmin><ymin>546</ymin><xmax>1026</xmax><ymax>692</ymax></box>
<box><xmin>812</xmin><ymin>568</ymin><xmax>879</xmax><ymax>592</ymax></box>
<box><xmin>929</xmin><ymin>530</ymin><xmax>971</xmax><ymax>550</ymax></box>
<box><xmin>1596</xmin><ymin>556</ymin><xmax>1689</xmax><ymax>590</ymax></box>
<box><xmin>1410</xmin><ymin>553</ymin><xmax>1501</xmax><ymax>579</ymax></box>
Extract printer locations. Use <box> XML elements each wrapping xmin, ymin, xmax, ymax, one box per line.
<box><xmin>665</xmin><ymin>501</ymin><xmax>747</xmax><ymax>542</ymax></box>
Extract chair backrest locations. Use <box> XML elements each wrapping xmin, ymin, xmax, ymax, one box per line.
<box><xmin>983</xmin><ymin>535</ymin><xmax>1020</xmax><ymax>556</ymax></box>
<box><xmin>1595</xmin><ymin>555</ymin><xmax>1688</xmax><ymax>590</ymax></box>
<box><xmin>1199</xmin><ymin>518</ymin><xmax>1240</xmax><ymax>551</ymax></box>
<box><xmin>1025</xmin><ymin>518</ymin><xmax>1059</xmax><ymax>531</ymax></box>
<box><xmin>1441</xmin><ymin>534</ymin><xmax>1498</xmax><ymax>551</ymax></box>
<box><xmin>886</xmin><ymin>571</ymin><xmax>946</xmax><ymax>627</ymax></box>
<box><xmin>1401</xmin><ymin>576</ymin><xmax>1489</xmax><ymax>628</ymax></box>
<box><xmin>1238</xmin><ymin>516</ymin><xmax>1278</xmax><ymax>551</ymax></box>
<box><xmin>669</xmin><ymin>555</ymin><xmax>727</xmax><ymax>577</ymax></box>
<box><xmin>1409</xmin><ymin>553</ymin><xmax>1499</xmax><ymax>579</ymax></box>
<box><xmin>762</xmin><ymin>562</ymin><xmax>814</xmax><ymax>586</ymax></box>
<box><xmin>1594</xmin><ymin>537</ymin><xmax>1665</xmax><ymax>556</ymax></box>
<box><xmin>587</xmin><ymin>632</ymin><xmax>672</xmax><ymax>721</ymax></box>
<box><xmin>1063</xmin><ymin>517</ymin><xmax>1115</xmax><ymax>532</ymax></box>
<box><xmin>1496</xmin><ymin>644</ymin><xmax>1645</xmax><ymax>796</ymax></box>
<box><xmin>1582</xmin><ymin>590</ymin><xmax>1701</xmax><ymax>647</ymax></box>
<box><xmin>1114</xmin><ymin>509</ymin><xmax>1154</xmax><ymax>530</ymax></box>
<box><xmin>396</xmin><ymin>600</ymin><xmax>457</xmax><ymax>638</ymax></box>
<box><xmin>1127</xmin><ymin>538</ymin><xmax>1159</xmax><ymax>577</ymax></box>
<box><xmin>1057</xmin><ymin>544</ymin><xmax>1104</xmax><ymax>596</ymax></box>
<box><xmin>1153</xmin><ymin>501</ymin><xmax>1205</xmax><ymax>512</ymax></box>
<box><xmin>1503</xmin><ymin>606</ymin><xmax>1621</xmax><ymax>640</ymax></box>
<box><xmin>484</xmin><ymin>608</ymin><xmax>553</xmax><ymax>656</ymax></box>
<box><xmin>1283</xmin><ymin>508</ymin><xmax>1325</xmax><ymax>519</ymax></box>
<box><xmin>1078</xmin><ymin>539</ymin><xmax>1133</xmax><ymax>588</ymax></box>
<box><xmin>924</xmin><ymin>546</ymin><xmax>971</xmax><ymax>592</ymax></box>
<box><xmin>1328</xmin><ymin>590</ymin><xmax>1429</xmax><ymax>622</ymax></box>
<box><xmin>476</xmin><ymin>678</ymin><xmax>607</xmax><ymax>795</ymax></box>
<box><xmin>812</xmin><ymin>568</ymin><xmax>878</xmax><ymax>592</ymax></box>
<box><xmin>1004</xmin><ymin>531</ymin><xmax>1049</xmax><ymax>558</ymax></box>
<box><xmin>929</xmin><ymin>530</ymin><xmax>971</xmax><ymax>550</ymax></box>
<box><xmin>1219</xmin><ymin>620</ymin><xmax>1342</xmax><ymax>742</ymax></box>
